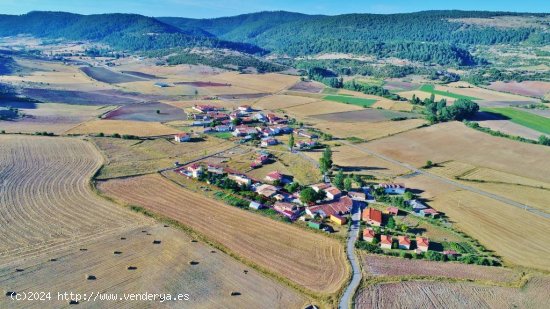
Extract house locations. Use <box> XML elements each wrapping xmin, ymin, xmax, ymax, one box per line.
<box><xmin>409</xmin><ymin>199</ymin><xmax>428</xmax><ymax>213</ymax></box>
<box><xmin>253</xmin><ymin>113</ymin><xmax>267</xmax><ymax>122</ymax></box>
<box><xmin>398</xmin><ymin>236</ymin><xmax>411</xmax><ymax>250</ymax></box>
<box><xmin>416</xmin><ymin>237</ymin><xmax>430</xmax><ymax>252</ymax></box>
<box><xmin>228</xmin><ymin>174</ymin><xmax>252</xmax><ymax>187</ymax></box>
<box><xmin>249</xmin><ymin>201</ymin><xmax>262</xmax><ymax>210</ymax></box>
<box><xmin>380</xmin><ymin>235</ymin><xmax>393</xmax><ymax>249</ymax></box>
<box><xmin>265</xmin><ymin>171</ymin><xmax>284</xmax><ymax>183</ymax></box>
<box><xmin>203</xmin><ymin>127</ymin><xmax>215</xmax><ymax>133</ymax></box>
<box><xmin>311</xmin><ymin>183</ymin><xmax>331</xmax><ymax>193</ymax></box>
<box><xmin>261</xmin><ymin>137</ymin><xmax>278</xmax><ymax>147</ymax></box>
<box><xmin>193</xmin><ymin>104</ymin><xmax>217</xmax><ymax>113</ymax></box>
<box><xmin>187</xmin><ymin>163</ymin><xmax>203</xmax><ymax>178</ymax></box>
<box><xmin>207</xmin><ymin>164</ymin><xmax>225</xmax><ymax>175</ymax></box>
<box><xmin>233</xmin><ymin>125</ymin><xmax>258</xmax><ymax>137</ymax></box>
<box><xmin>348</xmin><ymin>191</ymin><xmax>366</xmax><ymax>201</ymax></box>
<box><xmin>273</xmin><ymin>125</ymin><xmax>292</xmax><ymax>134</ymax></box>
<box><xmin>443</xmin><ymin>250</ymin><xmax>459</xmax><ymax>257</ymax></box>
<box><xmin>386</xmin><ymin>207</ymin><xmax>399</xmax><ymax>216</ymax></box>
<box><xmin>238</xmin><ymin>105</ymin><xmax>252</xmax><ymax>112</ymax></box>
<box><xmin>379</xmin><ymin>183</ymin><xmax>406</xmax><ymax>194</ymax></box>
<box><xmin>363</xmin><ymin>228</ymin><xmax>376</xmax><ymax>242</ymax></box>
<box><xmin>274</xmin><ymin>193</ymin><xmax>286</xmax><ymax>201</ymax></box>
<box><xmin>297</xmin><ymin>131</ymin><xmax>318</xmax><ymax>139</ymax></box>
<box><xmin>330</xmin><ymin>214</ymin><xmax>347</xmax><ymax>225</ymax></box>
<box><xmin>273</xmin><ymin>202</ymin><xmax>301</xmax><ymax>221</ymax></box>
<box><xmin>295</xmin><ymin>139</ymin><xmax>318</xmax><ymax>150</ymax></box>
<box><xmin>362</xmin><ymin>208</ymin><xmax>383</xmax><ymax>226</ymax></box>
<box><xmin>419</xmin><ymin>208</ymin><xmax>440</xmax><ymax>218</ymax></box>
<box><xmin>306</xmin><ymin>196</ymin><xmax>353</xmax><ymax>218</ymax></box>
<box><xmin>325</xmin><ymin>187</ymin><xmax>342</xmax><ymax>201</ymax></box>
<box><xmin>255</xmin><ymin>184</ymin><xmax>278</xmax><ymax>198</ymax></box>
<box><xmin>214</xmin><ymin>125</ymin><xmax>232</xmax><ymax>132</ymax></box>
<box><xmin>174</xmin><ymin>133</ymin><xmax>191</xmax><ymax>142</ymax></box>
<box><xmin>308</xmin><ymin>221</ymin><xmax>322</xmax><ymax>230</ymax></box>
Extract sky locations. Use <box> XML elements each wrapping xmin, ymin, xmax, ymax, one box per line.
<box><xmin>0</xmin><ymin>0</ymin><xmax>548</xmax><ymax>18</ymax></box>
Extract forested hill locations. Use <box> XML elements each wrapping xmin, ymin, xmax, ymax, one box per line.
<box><xmin>161</xmin><ymin>10</ymin><xmax>550</xmax><ymax>66</ymax></box>
<box><xmin>0</xmin><ymin>11</ymin><xmax>265</xmax><ymax>54</ymax></box>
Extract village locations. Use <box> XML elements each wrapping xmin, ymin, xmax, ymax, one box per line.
<box><xmin>171</xmin><ymin>102</ymin><xmax>493</xmax><ymax>265</ymax></box>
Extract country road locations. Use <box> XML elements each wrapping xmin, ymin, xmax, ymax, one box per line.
<box><xmin>344</xmin><ymin>142</ymin><xmax>550</xmax><ymax>219</ymax></box>
<box><xmin>338</xmin><ymin>201</ymin><xmax>362</xmax><ymax>309</ymax></box>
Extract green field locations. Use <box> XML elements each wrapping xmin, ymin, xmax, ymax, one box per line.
<box><xmin>323</xmin><ymin>95</ymin><xmax>377</xmax><ymax>107</ymax></box>
<box><xmin>482</xmin><ymin>107</ymin><xmax>550</xmax><ymax>135</ymax></box>
<box><xmin>211</xmin><ymin>132</ymin><xmax>233</xmax><ymax>139</ymax></box>
<box><xmin>419</xmin><ymin>84</ymin><xmax>480</xmax><ymax>101</ymax></box>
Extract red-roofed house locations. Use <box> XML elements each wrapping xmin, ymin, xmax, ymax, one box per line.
<box><xmin>174</xmin><ymin>133</ymin><xmax>191</xmax><ymax>142</ymax></box>
<box><xmin>419</xmin><ymin>208</ymin><xmax>440</xmax><ymax>218</ymax></box>
<box><xmin>387</xmin><ymin>207</ymin><xmax>399</xmax><ymax>216</ymax></box>
<box><xmin>193</xmin><ymin>104</ymin><xmax>217</xmax><ymax>113</ymax></box>
<box><xmin>265</xmin><ymin>171</ymin><xmax>284</xmax><ymax>183</ymax></box>
<box><xmin>330</xmin><ymin>214</ymin><xmax>347</xmax><ymax>225</ymax></box>
<box><xmin>306</xmin><ymin>196</ymin><xmax>353</xmax><ymax>218</ymax></box>
<box><xmin>380</xmin><ymin>235</ymin><xmax>393</xmax><ymax>249</ymax></box>
<box><xmin>228</xmin><ymin>174</ymin><xmax>252</xmax><ymax>187</ymax></box>
<box><xmin>325</xmin><ymin>187</ymin><xmax>342</xmax><ymax>200</ymax></box>
<box><xmin>187</xmin><ymin>163</ymin><xmax>203</xmax><ymax>178</ymax></box>
<box><xmin>398</xmin><ymin>235</ymin><xmax>411</xmax><ymax>250</ymax></box>
<box><xmin>274</xmin><ymin>202</ymin><xmax>301</xmax><ymax>221</ymax></box>
<box><xmin>416</xmin><ymin>237</ymin><xmax>430</xmax><ymax>252</ymax></box>
<box><xmin>311</xmin><ymin>183</ymin><xmax>331</xmax><ymax>192</ymax></box>
<box><xmin>238</xmin><ymin>105</ymin><xmax>252</xmax><ymax>112</ymax></box>
<box><xmin>363</xmin><ymin>228</ymin><xmax>376</xmax><ymax>242</ymax></box>
<box><xmin>362</xmin><ymin>208</ymin><xmax>383</xmax><ymax>226</ymax></box>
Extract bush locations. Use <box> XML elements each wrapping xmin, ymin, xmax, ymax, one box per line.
<box><xmin>355</xmin><ymin>240</ymin><xmax>383</xmax><ymax>254</ymax></box>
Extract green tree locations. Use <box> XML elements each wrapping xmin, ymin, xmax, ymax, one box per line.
<box><xmin>333</xmin><ymin>170</ymin><xmax>345</xmax><ymax>190</ymax></box>
<box><xmin>319</xmin><ymin>146</ymin><xmax>333</xmax><ymax>174</ymax></box>
<box><xmin>425</xmin><ymin>160</ymin><xmax>433</xmax><ymax>168</ymax></box>
<box><xmin>288</xmin><ymin>133</ymin><xmax>295</xmax><ymax>150</ymax></box>
<box><xmin>344</xmin><ymin>177</ymin><xmax>353</xmax><ymax>192</ymax></box>
<box><xmin>403</xmin><ymin>191</ymin><xmax>414</xmax><ymax>201</ymax></box>
<box><xmin>387</xmin><ymin>216</ymin><xmax>396</xmax><ymax>229</ymax></box>
<box><xmin>300</xmin><ymin>187</ymin><xmax>319</xmax><ymax>204</ymax></box>
<box><xmin>539</xmin><ymin>135</ymin><xmax>550</xmax><ymax>146</ymax></box>
<box><xmin>156</xmin><ymin>109</ymin><xmax>160</xmax><ymax>114</ymax></box>
<box><xmin>353</xmin><ymin>174</ymin><xmax>364</xmax><ymax>187</ymax></box>
<box><xmin>284</xmin><ymin>182</ymin><xmax>300</xmax><ymax>193</ymax></box>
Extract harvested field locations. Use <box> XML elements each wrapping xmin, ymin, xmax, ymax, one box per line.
<box><xmin>174</xmin><ymin>81</ymin><xmax>231</xmax><ymax>87</ymax></box>
<box><xmin>66</xmin><ymin>119</ymin><xmax>180</xmax><ymax>137</ymax></box>
<box><xmin>217</xmin><ymin>93</ymin><xmax>271</xmax><ymax>100</ymax></box>
<box><xmin>488</xmin><ymin>81</ymin><xmax>550</xmax><ymax>98</ymax></box>
<box><xmin>209</xmin><ymin>72</ymin><xmax>299</xmax><ymax>93</ymax></box>
<box><xmin>285</xmin><ymin>100</ymin><xmax>364</xmax><ymax>117</ymax></box>
<box><xmin>355</xmin><ymin>277</ymin><xmax>550</xmax><ymax>309</ymax></box>
<box><xmin>98</xmin><ymin>174</ymin><xmax>348</xmax><ymax>294</ymax></box>
<box><xmin>481</xmin><ymin>107</ymin><xmax>550</xmax><ymax>135</ymax></box>
<box><xmin>311</xmin><ymin>109</ymin><xmax>415</xmax><ymax>123</ymax></box>
<box><xmin>370</xmin><ymin>100</ymin><xmax>414</xmax><ymax>112</ymax></box>
<box><xmin>91</xmin><ymin>136</ymin><xmax>234</xmax><ymax>179</ymax></box>
<box><xmin>382</xmin><ymin>80</ymin><xmax>419</xmax><ymax>92</ymax></box>
<box><xmin>473</xmin><ymin>111</ymin><xmax>546</xmax><ymax>140</ymax></box>
<box><xmin>313</xmin><ymin>118</ymin><xmax>427</xmax><ymax>140</ymax></box>
<box><xmin>20</xmin><ymin>88</ymin><xmax>143</xmax><ymax>105</ymax></box>
<box><xmin>81</xmin><ymin>67</ymin><xmax>143</xmax><ymax>84</ymax></box>
<box><xmin>252</xmin><ymin>94</ymin><xmax>321</xmax><ymax>110</ymax></box>
<box><xmin>103</xmin><ymin>102</ymin><xmax>186</xmax><ymax>122</ymax></box>
<box><xmin>323</xmin><ymin>95</ymin><xmax>377</xmax><ymax>107</ymax></box>
<box><xmin>288</xmin><ymin>80</ymin><xmax>325</xmax><ymax>93</ymax></box>
<box><xmin>438</xmin><ymin>82</ymin><xmax>538</xmax><ymax>102</ymax></box>
<box><xmin>117</xmin><ymin>81</ymin><xmax>196</xmax><ymax>96</ymax></box>
<box><xmin>458</xmin><ymin>166</ymin><xmax>550</xmax><ymax>188</ymax></box>
<box><xmin>477</xmin><ymin>100</ymin><xmax>536</xmax><ymax>108</ymax></box>
<box><xmin>0</xmin><ymin>135</ymin><xmax>147</xmax><ymax>263</ymax></box>
<box><xmin>0</xmin><ymin>224</ymin><xmax>307</xmax><ymax>309</ymax></box>
<box><xmin>119</xmin><ymin>70</ymin><xmax>164</xmax><ymax>79</ymax></box>
<box><xmin>0</xmin><ymin>103</ymin><xmax>115</xmax><ymax>134</ymax></box>
<box><xmin>359</xmin><ymin>253</ymin><xmax>520</xmax><ymax>282</ymax></box>
<box><xmin>365</xmin><ymin>122</ymin><xmax>550</xmax><ymax>183</ymax></box>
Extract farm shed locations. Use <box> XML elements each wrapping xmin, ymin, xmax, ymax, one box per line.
<box><xmin>308</xmin><ymin>221</ymin><xmax>322</xmax><ymax>230</ymax></box>
<box><xmin>330</xmin><ymin>214</ymin><xmax>347</xmax><ymax>225</ymax></box>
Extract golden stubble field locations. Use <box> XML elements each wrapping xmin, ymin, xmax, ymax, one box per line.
<box><xmin>66</xmin><ymin>119</ymin><xmax>181</xmax><ymax>137</ymax></box>
<box><xmin>98</xmin><ymin>174</ymin><xmax>349</xmax><ymax>295</ymax></box>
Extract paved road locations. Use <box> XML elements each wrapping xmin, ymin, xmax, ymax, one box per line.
<box><xmin>339</xmin><ymin>201</ymin><xmax>362</xmax><ymax>309</ymax></box>
<box><xmin>344</xmin><ymin>142</ymin><xmax>550</xmax><ymax>219</ymax></box>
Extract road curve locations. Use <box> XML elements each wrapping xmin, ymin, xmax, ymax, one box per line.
<box><xmin>344</xmin><ymin>142</ymin><xmax>550</xmax><ymax>219</ymax></box>
<box><xmin>339</xmin><ymin>202</ymin><xmax>362</xmax><ymax>309</ymax></box>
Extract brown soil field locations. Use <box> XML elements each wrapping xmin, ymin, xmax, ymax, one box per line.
<box><xmin>359</xmin><ymin>253</ymin><xmax>520</xmax><ymax>283</ymax></box>
<box><xmin>487</xmin><ymin>81</ymin><xmax>550</xmax><ymax>98</ymax></box>
<box><xmin>117</xmin><ymin>80</ymin><xmax>197</xmax><ymax>96</ymax></box>
<box><xmin>208</xmin><ymin>72</ymin><xmax>299</xmax><ymax>93</ymax></box>
<box><xmin>288</xmin><ymin>80</ymin><xmax>325</xmax><ymax>93</ymax></box>
<box><xmin>80</xmin><ymin>67</ymin><xmax>144</xmax><ymax>84</ymax></box>
<box><xmin>67</xmin><ymin>119</ymin><xmax>181</xmax><ymax>137</ymax></box>
<box><xmin>252</xmin><ymin>94</ymin><xmax>322</xmax><ymax>110</ymax></box>
<box><xmin>0</xmin><ymin>103</ymin><xmax>115</xmax><ymax>134</ymax></box>
<box><xmin>98</xmin><ymin>174</ymin><xmax>348</xmax><ymax>295</ymax></box>
<box><xmin>355</xmin><ymin>276</ymin><xmax>550</xmax><ymax>309</ymax></box>
<box><xmin>0</xmin><ymin>135</ymin><xmax>147</xmax><ymax>264</ymax></box>
<box><xmin>284</xmin><ymin>99</ymin><xmax>364</xmax><ymax>116</ymax></box>
<box><xmin>312</xmin><ymin>118</ymin><xmax>427</xmax><ymax>140</ymax></box>
<box><xmin>459</xmin><ymin>166</ymin><xmax>550</xmax><ymax>188</ymax></box>
<box><xmin>435</xmin><ymin>83</ymin><xmax>536</xmax><ymax>102</ymax></box>
<box><xmin>311</xmin><ymin>109</ymin><xmax>415</xmax><ymax>123</ymax></box>
<box><xmin>397</xmin><ymin>90</ymin><xmax>456</xmax><ymax>103</ymax></box>
<box><xmin>476</xmin><ymin>118</ymin><xmax>544</xmax><ymax>140</ymax></box>
<box><xmin>0</xmin><ymin>224</ymin><xmax>307</xmax><ymax>309</ymax></box>
<box><xmin>91</xmin><ymin>136</ymin><xmax>234</xmax><ymax>179</ymax></box>
<box><xmin>366</xmin><ymin>121</ymin><xmax>550</xmax><ymax>183</ymax></box>
<box><xmin>371</xmin><ymin>100</ymin><xmax>414</xmax><ymax>111</ymax></box>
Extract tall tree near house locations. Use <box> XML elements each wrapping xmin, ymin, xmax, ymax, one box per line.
<box><xmin>333</xmin><ymin>169</ymin><xmax>345</xmax><ymax>190</ymax></box>
<box><xmin>344</xmin><ymin>177</ymin><xmax>353</xmax><ymax>192</ymax></box>
<box><xmin>319</xmin><ymin>146</ymin><xmax>333</xmax><ymax>174</ymax></box>
<box><xmin>288</xmin><ymin>133</ymin><xmax>294</xmax><ymax>151</ymax></box>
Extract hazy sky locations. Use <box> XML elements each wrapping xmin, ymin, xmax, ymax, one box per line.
<box><xmin>0</xmin><ymin>0</ymin><xmax>548</xmax><ymax>18</ymax></box>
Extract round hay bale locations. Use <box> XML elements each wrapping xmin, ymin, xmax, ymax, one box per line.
<box><xmin>86</xmin><ymin>275</ymin><xmax>96</xmax><ymax>280</ymax></box>
<box><xmin>210</xmin><ymin>250</ymin><xmax>216</xmax><ymax>253</ymax></box>
<box><xmin>190</xmin><ymin>240</ymin><xmax>198</xmax><ymax>243</ymax></box>
<box><xmin>79</xmin><ymin>248</ymin><xmax>87</xmax><ymax>252</ymax></box>
<box><xmin>146</xmin><ymin>233</ymin><xmax>152</xmax><ymax>236</ymax></box>
<box><xmin>230</xmin><ymin>292</ymin><xmax>241</xmax><ymax>296</ymax></box>
<box><xmin>163</xmin><ymin>225</ymin><xmax>169</xmax><ymax>228</ymax></box>
<box><xmin>15</xmin><ymin>268</ymin><xmax>24</xmax><ymax>272</ymax></box>
<box><xmin>120</xmin><ymin>237</ymin><xmax>126</xmax><ymax>240</ymax></box>
<box><xmin>127</xmin><ymin>266</ymin><xmax>137</xmax><ymax>270</ymax></box>
<box><xmin>141</xmin><ymin>230</ymin><xmax>147</xmax><ymax>233</ymax></box>
<box><xmin>113</xmin><ymin>251</ymin><xmax>122</xmax><ymax>255</ymax></box>
<box><xmin>243</xmin><ymin>270</ymin><xmax>248</xmax><ymax>274</ymax></box>
<box><xmin>189</xmin><ymin>261</ymin><xmax>199</xmax><ymax>265</ymax></box>
<box><xmin>152</xmin><ymin>240</ymin><xmax>161</xmax><ymax>244</ymax></box>
<box><xmin>49</xmin><ymin>258</ymin><xmax>57</xmax><ymax>262</ymax></box>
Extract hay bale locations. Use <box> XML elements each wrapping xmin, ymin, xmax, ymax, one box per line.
<box><xmin>79</xmin><ymin>248</ymin><xmax>87</xmax><ymax>252</ymax></box>
<box><xmin>189</xmin><ymin>261</ymin><xmax>199</xmax><ymax>265</ymax></box>
<box><xmin>210</xmin><ymin>250</ymin><xmax>216</xmax><ymax>253</ymax></box>
<box><xmin>163</xmin><ymin>225</ymin><xmax>169</xmax><ymax>228</ymax></box>
<box><xmin>86</xmin><ymin>275</ymin><xmax>96</xmax><ymax>280</ymax></box>
<box><xmin>146</xmin><ymin>233</ymin><xmax>152</xmax><ymax>236</ymax></box>
<box><xmin>15</xmin><ymin>268</ymin><xmax>24</xmax><ymax>272</ymax></box>
<box><xmin>141</xmin><ymin>230</ymin><xmax>147</xmax><ymax>233</ymax></box>
<box><xmin>152</xmin><ymin>240</ymin><xmax>161</xmax><ymax>244</ymax></box>
<box><xmin>120</xmin><ymin>237</ymin><xmax>127</xmax><ymax>240</ymax></box>
<box><xmin>69</xmin><ymin>300</ymin><xmax>79</xmax><ymax>305</ymax></box>
<box><xmin>191</xmin><ymin>240</ymin><xmax>198</xmax><ymax>243</ymax></box>
<box><xmin>127</xmin><ymin>266</ymin><xmax>137</xmax><ymax>270</ymax></box>
<box><xmin>49</xmin><ymin>258</ymin><xmax>57</xmax><ymax>262</ymax></box>
<box><xmin>230</xmin><ymin>292</ymin><xmax>241</xmax><ymax>296</ymax></box>
<box><xmin>113</xmin><ymin>251</ymin><xmax>122</xmax><ymax>255</ymax></box>
<box><xmin>243</xmin><ymin>270</ymin><xmax>248</xmax><ymax>274</ymax></box>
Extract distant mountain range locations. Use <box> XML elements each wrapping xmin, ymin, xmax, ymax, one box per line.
<box><xmin>1</xmin><ymin>10</ymin><xmax>548</xmax><ymax>66</ymax></box>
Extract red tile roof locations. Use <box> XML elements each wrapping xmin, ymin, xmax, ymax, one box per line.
<box><xmin>398</xmin><ymin>235</ymin><xmax>411</xmax><ymax>246</ymax></box>
<box><xmin>387</xmin><ymin>207</ymin><xmax>399</xmax><ymax>215</ymax></box>
<box><xmin>326</xmin><ymin>187</ymin><xmax>341</xmax><ymax>196</ymax></box>
<box><xmin>417</xmin><ymin>237</ymin><xmax>430</xmax><ymax>248</ymax></box>
<box><xmin>363</xmin><ymin>228</ymin><xmax>375</xmax><ymax>239</ymax></box>
<box><xmin>266</xmin><ymin>171</ymin><xmax>283</xmax><ymax>180</ymax></box>
<box><xmin>308</xmin><ymin>196</ymin><xmax>353</xmax><ymax>217</ymax></box>
<box><xmin>380</xmin><ymin>235</ymin><xmax>392</xmax><ymax>245</ymax></box>
<box><xmin>363</xmin><ymin>208</ymin><xmax>382</xmax><ymax>224</ymax></box>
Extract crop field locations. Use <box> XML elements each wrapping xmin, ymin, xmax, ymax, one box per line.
<box><xmin>208</xmin><ymin>72</ymin><xmax>300</xmax><ymax>93</ymax></box>
<box><xmin>20</xmin><ymin>88</ymin><xmax>143</xmax><ymax>105</ymax></box>
<box><xmin>365</xmin><ymin>122</ymin><xmax>550</xmax><ymax>183</ymax></box>
<box><xmin>252</xmin><ymin>94</ymin><xmax>322</xmax><ymax>110</ymax></box>
<box><xmin>98</xmin><ymin>174</ymin><xmax>348</xmax><ymax>294</ymax></box>
<box><xmin>0</xmin><ymin>224</ymin><xmax>307</xmax><ymax>309</ymax></box>
<box><xmin>355</xmin><ymin>277</ymin><xmax>550</xmax><ymax>309</ymax></box>
<box><xmin>473</xmin><ymin>112</ymin><xmax>545</xmax><ymax>140</ymax></box>
<box><xmin>359</xmin><ymin>253</ymin><xmax>520</xmax><ymax>282</ymax></box>
<box><xmin>313</xmin><ymin>118</ymin><xmax>427</xmax><ymax>140</ymax></box>
<box><xmin>119</xmin><ymin>70</ymin><xmax>163</xmax><ymax>79</ymax></box>
<box><xmin>419</xmin><ymin>84</ymin><xmax>480</xmax><ymax>100</ymax></box>
<box><xmin>174</xmin><ymin>81</ymin><xmax>231</xmax><ymax>87</ymax></box>
<box><xmin>439</xmin><ymin>82</ymin><xmax>539</xmax><ymax>102</ymax></box>
<box><xmin>0</xmin><ymin>135</ymin><xmax>147</xmax><ymax>263</ymax></box>
<box><xmin>323</xmin><ymin>95</ymin><xmax>378</xmax><ymax>107</ymax></box>
<box><xmin>370</xmin><ymin>100</ymin><xmax>414</xmax><ymax>111</ymax></box>
<box><xmin>311</xmin><ymin>109</ymin><xmax>415</xmax><ymax>123</ymax></box>
<box><xmin>481</xmin><ymin>107</ymin><xmax>550</xmax><ymax>135</ymax></box>
<box><xmin>288</xmin><ymin>80</ymin><xmax>325</xmax><ymax>93</ymax></box>
<box><xmin>0</xmin><ymin>102</ymin><xmax>115</xmax><ymax>134</ymax></box>
<box><xmin>91</xmin><ymin>136</ymin><xmax>234</xmax><ymax>179</ymax></box>
<box><xmin>80</xmin><ymin>67</ymin><xmax>144</xmax><ymax>84</ymax></box>
<box><xmin>103</xmin><ymin>102</ymin><xmax>186</xmax><ymax>122</ymax></box>
<box><xmin>398</xmin><ymin>89</ymin><xmax>457</xmax><ymax>103</ymax></box>
<box><xmin>284</xmin><ymin>100</ymin><xmax>364</xmax><ymax>117</ymax></box>
<box><xmin>488</xmin><ymin>81</ymin><xmax>550</xmax><ymax>98</ymax></box>
<box><xmin>67</xmin><ymin>119</ymin><xmax>181</xmax><ymax>137</ymax></box>
<box><xmin>117</xmin><ymin>80</ymin><xmax>198</xmax><ymax>96</ymax></box>
<box><xmin>458</xmin><ymin>166</ymin><xmax>550</xmax><ymax>188</ymax></box>
<box><xmin>382</xmin><ymin>79</ymin><xmax>419</xmax><ymax>92</ymax></box>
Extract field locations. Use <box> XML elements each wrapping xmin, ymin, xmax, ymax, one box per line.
<box><xmin>103</xmin><ymin>102</ymin><xmax>187</xmax><ymax>122</ymax></box>
<box><xmin>98</xmin><ymin>174</ymin><xmax>348</xmax><ymax>295</ymax></box>
<box><xmin>439</xmin><ymin>82</ymin><xmax>539</xmax><ymax>102</ymax></box>
<box><xmin>284</xmin><ymin>99</ymin><xmax>364</xmax><ymax>117</ymax></box>
<box><xmin>289</xmin><ymin>80</ymin><xmax>325</xmax><ymax>93</ymax></box>
<box><xmin>323</xmin><ymin>95</ymin><xmax>378</xmax><ymax>107</ymax></box>
<box><xmin>487</xmin><ymin>81</ymin><xmax>550</xmax><ymax>98</ymax></box>
<box><xmin>66</xmin><ymin>119</ymin><xmax>181</xmax><ymax>136</ymax></box>
<box><xmin>91</xmin><ymin>136</ymin><xmax>234</xmax><ymax>179</ymax></box>
<box><xmin>419</xmin><ymin>84</ymin><xmax>480</xmax><ymax>100</ymax></box>
<box><xmin>355</xmin><ymin>276</ymin><xmax>550</xmax><ymax>309</ymax></box>
<box><xmin>0</xmin><ymin>102</ymin><xmax>115</xmax><ymax>134</ymax></box>
<box><xmin>359</xmin><ymin>253</ymin><xmax>520</xmax><ymax>282</ymax></box>
<box><xmin>312</xmin><ymin>118</ymin><xmax>427</xmax><ymax>141</ymax></box>
<box><xmin>208</xmin><ymin>72</ymin><xmax>300</xmax><ymax>93</ymax></box>
<box><xmin>311</xmin><ymin>109</ymin><xmax>415</xmax><ymax>123</ymax></box>
<box><xmin>174</xmin><ymin>81</ymin><xmax>230</xmax><ymax>87</ymax></box>
<box><xmin>370</xmin><ymin>100</ymin><xmax>414</xmax><ymax>111</ymax></box>
<box><xmin>472</xmin><ymin>111</ymin><xmax>545</xmax><ymax>140</ymax></box>
<box><xmin>382</xmin><ymin>80</ymin><xmax>419</xmax><ymax>92</ymax></box>
<box><xmin>80</xmin><ymin>67</ymin><xmax>144</xmax><ymax>84</ymax></box>
<box><xmin>0</xmin><ymin>135</ymin><xmax>147</xmax><ymax>263</ymax></box>
<box><xmin>20</xmin><ymin>88</ymin><xmax>145</xmax><ymax>105</ymax></box>
<box><xmin>252</xmin><ymin>94</ymin><xmax>322</xmax><ymax>110</ymax></box>
<box><xmin>481</xmin><ymin>107</ymin><xmax>550</xmax><ymax>135</ymax></box>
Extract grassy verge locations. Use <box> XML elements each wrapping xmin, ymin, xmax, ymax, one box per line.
<box><xmin>480</xmin><ymin>107</ymin><xmax>550</xmax><ymax>135</ymax></box>
<box><xmin>419</xmin><ymin>84</ymin><xmax>480</xmax><ymax>100</ymax></box>
<box><xmin>323</xmin><ymin>95</ymin><xmax>378</xmax><ymax>107</ymax></box>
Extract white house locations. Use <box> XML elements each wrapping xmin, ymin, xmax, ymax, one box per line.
<box><xmin>174</xmin><ymin>133</ymin><xmax>191</xmax><ymax>142</ymax></box>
